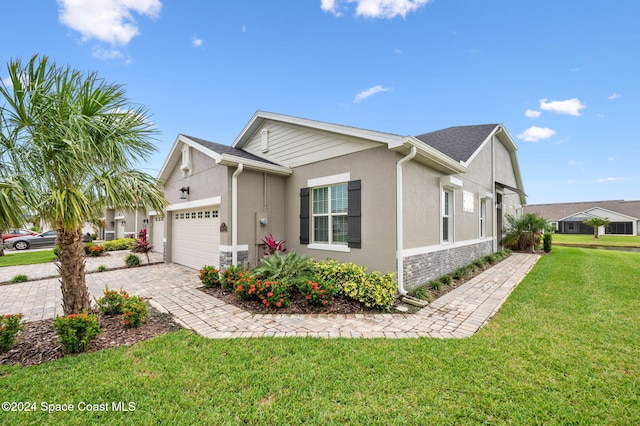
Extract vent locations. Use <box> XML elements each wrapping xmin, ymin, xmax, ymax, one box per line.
<box><xmin>261</xmin><ymin>129</ymin><xmax>269</xmax><ymax>153</ymax></box>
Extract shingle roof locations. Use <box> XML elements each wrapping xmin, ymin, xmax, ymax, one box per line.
<box><xmin>182</xmin><ymin>134</ymin><xmax>278</xmax><ymax>165</ymax></box>
<box><xmin>414</xmin><ymin>124</ymin><xmax>499</xmax><ymax>163</ymax></box>
<box><xmin>524</xmin><ymin>200</ymin><xmax>640</xmax><ymax>221</ymax></box>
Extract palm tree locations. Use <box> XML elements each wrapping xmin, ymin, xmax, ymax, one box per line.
<box><xmin>502</xmin><ymin>213</ymin><xmax>548</xmax><ymax>253</ymax></box>
<box><xmin>583</xmin><ymin>217</ymin><xmax>610</xmax><ymax>239</ymax></box>
<box><xmin>0</xmin><ymin>55</ymin><xmax>165</xmax><ymax>314</ymax></box>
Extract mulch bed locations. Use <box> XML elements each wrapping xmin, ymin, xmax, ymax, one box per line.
<box><xmin>0</xmin><ymin>307</ymin><xmax>182</xmax><ymax>367</ymax></box>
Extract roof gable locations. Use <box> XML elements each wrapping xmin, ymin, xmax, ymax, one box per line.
<box><xmin>414</xmin><ymin>124</ymin><xmax>499</xmax><ymax>163</ymax></box>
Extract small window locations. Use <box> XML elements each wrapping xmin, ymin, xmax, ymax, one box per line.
<box><xmin>442</xmin><ymin>189</ymin><xmax>453</xmax><ymax>243</ymax></box>
<box><xmin>175</xmin><ymin>214</ymin><xmax>179</xmax><ymax>220</ymax></box>
<box><xmin>191</xmin><ymin>212</ymin><xmax>196</xmax><ymax>219</ymax></box>
<box><xmin>198</xmin><ymin>211</ymin><xmax>203</xmax><ymax>219</ymax></box>
<box><xmin>180</xmin><ymin>213</ymin><xmax>185</xmax><ymax>219</ymax></box>
<box><xmin>479</xmin><ymin>199</ymin><xmax>487</xmax><ymax>238</ymax></box>
<box><xmin>204</xmin><ymin>211</ymin><xmax>210</xmax><ymax>218</ymax></box>
<box><xmin>212</xmin><ymin>210</ymin><xmax>219</xmax><ymax>218</ymax></box>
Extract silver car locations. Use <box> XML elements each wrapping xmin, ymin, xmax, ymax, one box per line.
<box><xmin>4</xmin><ymin>230</ymin><xmax>58</xmax><ymax>250</ymax></box>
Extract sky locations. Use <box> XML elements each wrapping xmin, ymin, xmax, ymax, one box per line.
<box><xmin>1</xmin><ymin>0</ymin><xmax>638</xmax><ymax>205</ymax></box>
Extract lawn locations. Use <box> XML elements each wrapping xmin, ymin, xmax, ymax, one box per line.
<box><xmin>0</xmin><ymin>250</ymin><xmax>57</xmax><ymax>267</ymax></box>
<box><xmin>552</xmin><ymin>233</ymin><xmax>640</xmax><ymax>248</ymax></box>
<box><xmin>0</xmin><ymin>247</ymin><xmax>638</xmax><ymax>425</ymax></box>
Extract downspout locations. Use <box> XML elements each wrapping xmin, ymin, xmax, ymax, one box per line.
<box><xmin>396</xmin><ymin>146</ymin><xmax>417</xmax><ymax>296</ymax></box>
<box><xmin>231</xmin><ymin>163</ymin><xmax>244</xmax><ymax>265</ymax></box>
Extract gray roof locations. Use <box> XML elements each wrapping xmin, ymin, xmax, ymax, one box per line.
<box><xmin>524</xmin><ymin>200</ymin><xmax>640</xmax><ymax>221</ymax></box>
<box><xmin>414</xmin><ymin>124</ymin><xmax>499</xmax><ymax>163</ymax></box>
<box><xmin>182</xmin><ymin>134</ymin><xmax>277</xmax><ymax>165</ymax></box>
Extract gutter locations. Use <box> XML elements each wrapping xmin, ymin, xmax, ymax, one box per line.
<box><xmin>396</xmin><ymin>146</ymin><xmax>417</xmax><ymax>296</ymax></box>
<box><xmin>231</xmin><ymin>163</ymin><xmax>244</xmax><ymax>265</ymax></box>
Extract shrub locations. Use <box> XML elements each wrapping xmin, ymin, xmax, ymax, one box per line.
<box><xmin>199</xmin><ymin>265</ymin><xmax>221</xmax><ymax>288</ymax></box>
<box><xmin>233</xmin><ymin>272</ymin><xmax>261</xmax><ymax>301</ymax></box>
<box><xmin>253</xmin><ymin>252</ymin><xmax>314</xmax><ymax>287</ymax></box>
<box><xmin>543</xmin><ymin>233</ymin><xmax>552</xmax><ymax>253</ymax></box>
<box><xmin>133</xmin><ymin>228</ymin><xmax>153</xmax><ymax>264</ymax></box>
<box><xmin>355</xmin><ymin>271</ymin><xmax>397</xmax><ymax>311</ymax></box>
<box><xmin>90</xmin><ymin>233</ymin><xmax>98</xmax><ymax>240</ymax></box>
<box><xmin>53</xmin><ymin>312</ymin><xmax>101</xmax><ymax>353</ymax></box>
<box><xmin>96</xmin><ymin>265</ymin><xmax>107</xmax><ymax>272</ymax></box>
<box><xmin>0</xmin><ymin>313</ymin><xmax>26</xmax><ymax>352</ymax></box>
<box><xmin>53</xmin><ymin>245</ymin><xmax>60</xmax><ymax>257</ymax></box>
<box><xmin>473</xmin><ymin>258</ymin><xmax>488</xmax><ymax>270</ymax></box>
<box><xmin>94</xmin><ymin>287</ymin><xmax>129</xmax><ymax>315</ymax></box>
<box><xmin>122</xmin><ymin>296</ymin><xmax>148</xmax><ymax>328</ymax></box>
<box><xmin>485</xmin><ymin>254</ymin><xmax>499</xmax><ymax>265</ymax></box>
<box><xmin>10</xmin><ymin>274</ymin><xmax>28</xmax><ymax>283</ymax></box>
<box><xmin>220</xmin><ymin>264</ymin><xmax>248</xmax><ymax>291</ymax></box>
<box><xmin>440</xmin><ymin>275</ymin><xmax>452</xmax><ymax>285</ymax></box>
<box><xmin>314</xmin><ymin>259</ymin><xmax>368</xmax><ymax>297</ymax></box>
<box><xmin>83</xmin><ymin>242</ymin><xmax>95</xmax><ymax>254</ymax></box>
<box><xmin>430</xmin><ymin>280</ymin><xmax>442</xmax><ymax>290</ymax></box>
<box><xmin>87</xmin><ymin>245</ymin><xmax>105</xmax><ymax>257</ymax></box>
<box><xmin>254</xmin><ymin>280</ymin><xmax>290</xmax><ymax>308</ymax></box>
<box><xmin>262</xmin><ymin>234</ymin><xmax>287</xmax><ymax>255</ymax></box>
<box><xmin>125</xmin><ymin>253</ymin><xmax>141</xmax><ymax>268</ymax></box>
<box><xmin>102</xmin><ymin>238</ymin><xmax>136</xmax><ymax>252</ymax></box>
<box><xmin>298</xmin><ymin>279</ymin><xmax>337</xmax><ymax>306</ymax></box>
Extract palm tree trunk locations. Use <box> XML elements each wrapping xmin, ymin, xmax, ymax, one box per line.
<box><xmin>57</xmin><ymin>228</ymin><xmax>91</xmax><ymax>315</ymax></box>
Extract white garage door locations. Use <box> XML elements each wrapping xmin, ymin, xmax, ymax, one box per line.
<box><xmin>171</xmin><ymin>207</ymin><xmax>220</xmax><ymax>270</ymax></box>
<box><xmin>151</xmin><ymin>215</ymin><xmax>164</xmax><ymax>254</ymax></box>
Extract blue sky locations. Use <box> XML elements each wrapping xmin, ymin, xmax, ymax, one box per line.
<box><xmin>1</xmin><ymin>0</ymin><xmax>638</xmax><ymax>204</ymax></box>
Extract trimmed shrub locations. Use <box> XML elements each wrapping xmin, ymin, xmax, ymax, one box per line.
<box><xmin>102</xmin><ymin>238</ymin><xmax>136</xmax><ymax>252</ymax></box>
<box><xmin>199</xmin><ymin>265</ymin><xmax>221</xmax><ymax>288</ymax></box>
<box><xmin>0</xmin><ymin>313</ymin><xmax>26</xmax><ymax>352</ymax></box>
<box><xmin>233</xmin><ymin>272</ymin><xmax>262</xmax><ymax>301</ymax></box>
<box><xmin>543</xmin><ymin>233</ymin><xmax>552</xmax><ymax>253</ymax></box>
<box><xmin>122</xmin><ymin>296</ymin><xmax>148</xmax><ymax>328</ymax></box>
<box><xmin>10</xmin><ymin>274</ymin><xmax>28</xmax><ymax>283</ymax></box>
<box><xmin>94</xmin><ymin>287</ymin><xmax>129</xmax><ymax>315</ymax></box>
<box><xmin>314</xmin><ymin>259</ymin><xmax>368</xmax><ymax>297</ymax></box>
<box><xmin>53</xmin><ymin>312</ymin><xmax>101</xmax><ymax>353</ymax></box>
<box><xmin>125</xmin><ymin>253</ymin><xmax>141</xmax><ymax>268</ymax></box>
<box><xmin>298</xmin><ymin>279</ymin><xmax>337</xmax><ymax>306</ymax></box>
<box><xmin>254</xmin><ymin>280</ymin><xmax>290</xmax><ymax>308</ymax></box>
<box><xmin>220</xmin><ymin>264</ymin><xmax>248</xmax><ymax>291</ymax></box>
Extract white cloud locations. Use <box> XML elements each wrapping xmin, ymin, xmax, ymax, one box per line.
<box><xmin>517</xmin><ymin>126</ymin><xmax>556</xmax><ymax>142</ymax></box>
<box><xmin>1</xmin><ymin>76</ymin><xmax>12</xmax><ymax>88</ymax></box>
<box><xmin>608</xmin><ymin>157</ymin><xmax>614</xmax><ymax>161</ymax></box>
<box><xmin>608</xmin><ymin>92</ymin><xmax>622</xmax><ymax>100</ymax></box>
<box><xmin>192</xmin><ymin>37</ymin><xmax>203</xmax><ymax>47</ymax></box>
<box><xmin>539</xmin><ymin>98</ymin><xmax>586</xmax><ymax>116</ymax></box>
<box><xmin>525</xmin><ymin>109</ymin><xmax>541</xmax><ymax>118</ymax></box>
<box><xmin>92</xmin><ymin>46</ymin><xmax>125</xmax><ymax>61</ymax></box>
<box><xmin>322</xmin><ymin>0</ymin><xmax>432</xmax><ymax>18</ymax></box>
<box><xmin>57</xmin><ymin>0</ymin><xmax>162</xmax><ymax>46</ymax></box>
<box><xmin>353</xmin><ymin>85</ymin><xmax>390</xmax><ymax>103</ymax></box>
<box><xmin>597</xmin><ymin>177</ymin><xmax>624</xmax><ymax>183</ymax></box>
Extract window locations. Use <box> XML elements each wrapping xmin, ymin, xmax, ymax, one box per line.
<box><xmin>312</xmin><ymin>183</ymin><xmax>348</xmax><ymax>245</ymax></box>
<box><xmin>442</xmin><ymin>189</ymin><xmax>453</xmax><ymax>243</ymax></box>
<box><xmin>479</xmin><ymin>199</ymin><xmax>487</xmax><ymax>238</ymax></box>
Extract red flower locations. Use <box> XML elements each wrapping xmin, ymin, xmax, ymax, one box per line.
<box><xmin>267</xmin><ymin>292</ymin><xmax>273</xmax><ymax>297</ymax></box>
<box><xmin>275</xmin><ymin>302</ymin><xmax>281</xmax><ymax>307</ymax></box>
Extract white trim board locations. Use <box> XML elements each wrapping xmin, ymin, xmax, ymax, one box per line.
<box><xmin>166</xmin><ymin>196</ymin><xmax>222</xmax><ymax>212</ymax></box>
<box><xmin>401</xmin><ymin>237</ymin><xmax>496</xmax><ymax>258</ymax></box>
<box><xmin>219</xmin><ymin>245</ymin><xmax>249</xmax><ymax>252</ymax></box>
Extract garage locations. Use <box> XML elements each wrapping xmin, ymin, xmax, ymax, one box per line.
<box><xmin>171</xmin><ymin>207</ymin><xmax>220</xmax><ymax>270</ymax></box>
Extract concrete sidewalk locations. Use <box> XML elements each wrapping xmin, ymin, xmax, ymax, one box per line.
<box><xmin>0</xmin><ymin>252</ymin><xmax>539</xmax><ymax>339</ymax></box>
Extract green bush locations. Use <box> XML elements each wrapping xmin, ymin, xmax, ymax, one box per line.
<box><xmin>253</xmin><ymin>252</ymin><xmax>314</xmax><ymax>287</ymax></box>
<box><xmin>199</xmin><ymin>265</ymin><xmax>221</xmax><ymax>288</ymax></box>
<box><xmin>452</xmin><ymin>268</ymin><xmax>466</xmax><ymax>280</ymax></box>
<box><xmin>53</xmin><ymin>312</ymin><xmax>101</xmax><ymax>353</ymax></box>
<box><xmin>254</xmin><ymin>280</ymin><xmax>290</xmax><ymax>308</ymax></box>
<box><xmin>96</xmin><ymin>265</ymin><xmax>107</xmax><ymax>272</ymax></box>
<box><xmin>314</xmin><ymin>259</ymin><xmax>368</xmax><ymax>297</ymax></box>
<box><xmin>0</xmin><ymin>313</ymin><xmax>26</xmax><ymax>352</ymax></box>
<box><xmin>53</xmin><ymin>245</ymin><xmax>60</xmax><ymax>257</ymax></box>
<box><xmin>125</xmin><ymin>253</ymin><xmax>141</xmax><ymax>268</ymax></box>
<box><xmin>543</xmin><ymin>233</ymin><xmax>552</xmax><ymax>253</ymax></box>
<box><xmin>220</xmin><ymin>264</ymin><xmax>248</xmax><ymax>291</ymax></box>
<box><xmin>122</xmin><ymin>296</ymin><xmax>148</xmax><ymax>328</ymax></box>
<box><xmin>102</xmin><ymin>238</ymin><xmax>136</xmax><ymax>252</ymax></box>
<box><xmin>430</xmin><ymin>280</ymin><xmax>442</xmax><ymax>290</ymax></box>
<box><xmin>94</xmin><ymin>287</ymin><xmax>129</xmax><ymax>315</ymax></box>
<box><xmin>10</xmin><ymin>274</ymin><xmax>28</xmax><ymax>283</ymax></box>
<box><xmin>485</xmin><ymin>253</ymin><xmax>499</xmax><ymax>264</ymax></box>
<box><xmin>440</xmin><ymin>275</ymin><xmax>452</xmax><ymax>285</ymax></box>
<box><xmin>298</xmin><ymin>279</ymin><xmax>337</xmax><ymax>306</ymax></box>
<box><xmin>410</xmin><ymin>286</ymin><xmax>429</xmax><ymax>300</ymax></box>
<box><xmin>232</xmin><ymin>272</ymin><xmax>261</xmax><ymax>301</ymax></box>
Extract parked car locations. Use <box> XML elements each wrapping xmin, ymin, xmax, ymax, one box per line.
<box><xmin>4</xmin><ymin>230</ymin><xmax>58</xmax><ymax>250</ymax></box>
<box><xmin>1</xmin><ymin>229</ymin><xmax>38</xmax><ymax>243</ymax></box>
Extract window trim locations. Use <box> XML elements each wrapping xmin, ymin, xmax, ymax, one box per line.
<box><xmin>311</xmin><ymin>183</ymin><xmax>349</xmax><ymax>246</ymax></box>
<box><xmin>442</xmin><ymin>187</ymin><xmax>454</xmax><ymax>244</ymax></box>
<box><xmin>479</xmin><ymin>198</ymin><xmax>487</xmax><ymax>238</ymax></box>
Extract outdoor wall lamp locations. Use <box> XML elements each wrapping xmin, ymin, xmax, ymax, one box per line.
<box><xmin>121</xmin><ymin>221</ymin><xmax>126</xmax><ymax>226</ymax></box>
<box><xmin>142</xmin><ymin>218</ymin><xmax>149</xmax><ymax>225</ymax></box>
<box><xmin>179</xmin><ymin>186</ymin><xmax>190</xmax><ymax>200</ymax></box>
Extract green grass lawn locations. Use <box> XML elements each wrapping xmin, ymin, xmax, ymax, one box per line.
<box><xmin>1</xmin><ymin>247</ymin><xmax>638</xmax><ymax>425</ymax></box>
<box><xmin>0</xmin><ymin>250</ymin><xmax>57</xmax><ymax>267</ymax></box>
<box><xmin>552</xmin><ymin>233</ymin><xmax>640</xmax><ymax>247</ymax></box>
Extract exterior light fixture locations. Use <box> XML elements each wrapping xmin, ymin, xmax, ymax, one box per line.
<box><xmin>179</xmin><ymin>186</ymin><xmax>190</xmax><ymax>200</ymax></box>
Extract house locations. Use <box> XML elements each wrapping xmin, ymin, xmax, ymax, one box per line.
<box><xmin>524</xmin><ymin>200</ymin><xmax>640</xmax><ymax>236</ymax></box>
<box><xmin>156</xmin><ymin>111</ymin><xmax>526</xmax><ymax>292</ymax></box>
<box><xmin>101</xmin><ymin>207</ymin><xmax>149</xmax><ymax>240</ymax></box>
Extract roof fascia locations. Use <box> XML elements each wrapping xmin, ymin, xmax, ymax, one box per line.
<box><xmin>398</xmin><ymin>137</ymin><xmax>468</xmax><ymax>174</ymax></box>
<box><xmin>219</xmin><ymin>154</ymin><xmax>292</xmax><ymax>176</ymax></box>
<box><xmin>583</xmin><ymin>206</ymin><xmax>638</xmax><ymax>221</ymax></box>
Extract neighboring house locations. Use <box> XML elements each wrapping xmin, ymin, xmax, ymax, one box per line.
<box><xmin>101</xmin><ymin>207</ymin><xmax>149</xmax><ymax>240</ymax></box>
<box><xmin>157</xmin><ymin>111</ymin><xmax>526</xmax><ymax>292</ymax></box>
<box><xmin>524</xmin><ymin>200</ymin><xmax>640</xmax><ymax>236</ymax></box>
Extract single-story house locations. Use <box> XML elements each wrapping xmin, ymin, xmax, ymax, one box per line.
<box><xmin>524</xmin><ymin>200</ymin><xmax>640</xmax><ymax>236</ymax></box>
<box><xmin>154</xmin><ymin>111</ymin><xmax>526</xmax><ymax>292</ymax></box>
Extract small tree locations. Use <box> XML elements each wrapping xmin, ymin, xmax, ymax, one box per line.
<box><xmin>583</xmin><ymin>217</ymin><xmax>610</xmax><ymax>239</ymax></box>
<box><xmin>503</xmin><ymin>213</ymin><xmax>549</xmax><ymax>253</ymax></box>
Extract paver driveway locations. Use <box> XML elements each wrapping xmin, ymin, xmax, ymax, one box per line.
<box><xmin>0</xmin><ymin>252</ymin><xmax>539</xmax><ymax>339</ymax></box>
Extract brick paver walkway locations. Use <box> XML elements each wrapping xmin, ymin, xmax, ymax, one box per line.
<box><xmin>0</xmin><ymin>252</ymin><xmax>539</xmax><ymax>339</ymax></box>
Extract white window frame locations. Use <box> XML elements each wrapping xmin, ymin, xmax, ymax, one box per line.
<box><xmin>442</xmin><ymin>188</ymin><xmax>454</xmax><ymax>244</ymax></box>
<box><xmin>311</xmin><ymin>183</ymin><xmax>349</xmax><ymax>247</ymax></box>
<box><xmin>479</xmin><ymin>198</ymin><xmax>487</xmax><ymax>238</ymax></box>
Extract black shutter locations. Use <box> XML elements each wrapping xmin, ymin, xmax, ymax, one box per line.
<box><xmin>347</xmin><ymin>180</ymin><xmax>361</xmax><ymax>248</ymax></box>
<box><xmin>300</xmin><ymin>187</ymin><xmax>310</xmax><ymax>244</ymax></box>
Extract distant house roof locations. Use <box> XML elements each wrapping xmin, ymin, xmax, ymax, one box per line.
<box><xmin>183</xmin><ymin>134</ymin><xmax>277</xmax><ymax>165</ymax></box>
<box><xmin>524</xmin><ymin>200</ymin><xmax>640</xmax><ymax>221</ymax></box>
<box><xmin>414</xmin><ymin>124</ymin><xmax>499</xmax><ymax>163</ymax></box>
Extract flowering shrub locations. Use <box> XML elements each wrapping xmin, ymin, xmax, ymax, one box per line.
<box><xmin>298</xmin><ymin>279</ymin><xmax>337</xmax><ymax>306</ymax></box>
<box><xmin>94</xmin><ymin>287</ymin><xmax>129</xmax><ymax>315</ymax></box>
<box><xmin>233</xmin><ymin>272</ymin><xmax>261</xmax><ymax>301</ymax></box>
<box><xmin>53</xmin><ymin>312</ymin><xmax>101</xmax><ymax>353</ymax></box>
<box><xmin>199</xmin><ymin>265</ymin><xmax>221</xmax><ymax>288</ymax></box>
<box><xmin>0</xmin><ymin>313</ymin><xmax>26</xmax><ymax>352</ymax></box>
<box><xmin>220</xmin><ymin>264</ymin><xmax>247</xmax><ymax>291</ymax></box>
<box><xmin>254</xmin><ymin>280</ymin><xmax>290</xmax><ymax>308</ymax></box>
<box><xmin>122</xmin><ymin>295</ymin><xmax>148</xmax><ymax>328</ymax></box>
<box><xmin>87</xmin><ymin>245</ymin><xmax>105</xmax><ymax>257</ymax></box>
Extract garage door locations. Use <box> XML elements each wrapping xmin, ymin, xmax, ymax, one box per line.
<box><xmin>151</xmin><ymin>215</ymin><xmax>164</xmax><ymax>254</ymax></box>
<box><xmin>171</xmin><ymin>207</ymin><xmax>220</xmax><ymax>270</ymax></box>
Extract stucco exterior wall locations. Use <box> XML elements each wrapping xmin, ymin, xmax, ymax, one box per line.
<box><xmin>283</xmin><ymin>145</ymin><xmax>397</xmax><ymax>275</ymax></box>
